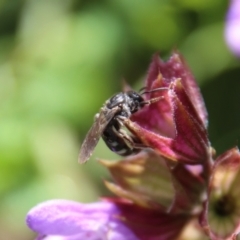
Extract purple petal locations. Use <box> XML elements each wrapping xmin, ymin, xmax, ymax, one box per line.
<box><xmin>27</xmin><ymin>200</ymin><xmax>113</xmax><ymax>235</ymax></box>
<box><xmin>225</xmin><ymin>0</ymin><xmax>240</xmax><ymax>56</ymax></box>
<box><xmin>26</xmin><ymin>200</ymin><xmax>138</xmax><ymax>240</ymax></box>
<box><xmin>36</xmin><ymin>235</ymin><xmax>97</xmax><ymax>240</ymax></box>
<box><xmin>38</xmin><ymin>234</ymin><xmax>110</xmax><ymax>240</ymax></box>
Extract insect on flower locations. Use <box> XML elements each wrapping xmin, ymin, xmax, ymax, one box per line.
<box><xmin>78</xmin><ymin>87</ymin><xmax>168</xmax><ymax>164</ymax></box>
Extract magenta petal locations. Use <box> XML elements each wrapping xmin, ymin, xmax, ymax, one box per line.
<box><xmin>145</xmin><ymin>54</ymin><xmax>161</xmax><ymax>89</ymax></box>
<box><xmin>130</xmin><ymin>53</ymin><xmax>210</xmax><ymax>164</ymax></box>
<box><xmin>115</xmin><ymin>200</ymin><xmax>189</xmax><ymax>240</ymax></box>
<box><xmin>26</xmin><ymin>200</ymin><xmax>138</xmax><ymax>240</ymax></box>
<box><xmin>169</xmin><ymin>80</ymin><xmax>210</xmax><ymax>163</ymax></box>
<box><xmin>145</xmin><ymin>52</ymin><xmax>208</xmax><ymax>127</ymax></box>
<box><xmin>168</xmin><ymin>53</ymin><xmax>208</xmax><ymax>128</ymax></box>
<box><xmin>131</xmin><ymin>82</ymin><xmax>175</xmax><ymax>137</ymax></box>
<box><xmin>123</xmin><ymin>118</ymin><xmax>192</xmax><ymax>162</ymax></box>
<box><xmin>125</xmin><ymin>80</ymin><xmax>210</xmax><ymax>164</ymax></box>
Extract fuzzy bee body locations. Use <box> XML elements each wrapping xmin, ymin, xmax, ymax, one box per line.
<box><xmin>78</xmin><ymin>91</ymin><xmax>145</xmax><ymax>163</ymax></box>
<box><xmin>78</xmin><ymin>88</ymin><xmax>166</xmax><ymax>164</ymax></box>
<box><xmin>101</xmin><ymin>117</ymin><xmax>140</xmax><ymax>157</ymax></box>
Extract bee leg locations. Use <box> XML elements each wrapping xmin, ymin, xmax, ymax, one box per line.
<box><xmin>115</xmin><ymin>115</ymin><xmax>127</xmax><ymax>127</ymax></box>
<box><xmin>119</xmin><ymin>129</ymin><xmax>147</xmax><ymax>149</ymax></box>
<box><xmin>142</xmin><ymin>96</ymin><xmax>164</xmax><ymax>105</ymax></box>
<box><xmin>115</xmin><ymin>116</ymin><xmax>147</xmax><ymax>149</ymax></box>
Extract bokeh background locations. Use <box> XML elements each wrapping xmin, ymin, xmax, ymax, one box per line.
<box><xmin>0</xmin><ymin>0</ymin><xmax>239</xmax><ymax>239</ymax></box>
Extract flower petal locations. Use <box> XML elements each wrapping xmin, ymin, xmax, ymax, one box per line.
<box><xmin>169</xmin><ymin>79</ymin><xmax>210</xmax><ymax>163</ymax></box>
<box><xmin>113</xmin><ymin>199</ymin><xmax>189</xmax><ymax>240</ymax></box>
<box><xmin>26</xmin><ymin>200</ymin><xmax>138</xmax><ymax>240</ymax></box>
<box><xmin>100</xmin><ymin>151</ymin><xmax>175</xmax><ymax>210</ymax></box>
<box><xmin>131</xmin><ymin>72</ymin><xmax>175</xmax><ymax>138</ymax></box>
<box><xmin>124</xmin><ymin>80</ymin><xmax>210</xmax><ymax>164</ymax></box>
<box><xmin>200</xmin><ymin>147</ymin><xmax>240</xmax><ymax>239</ymax></box>
<box><xmin>167</xmin><ymin>162</ymin><xmax>207</xmax><ymax>214</ymax></box>
<box><xmin>178</xmin><ymin>219</ymin><xmax>209</xmax><ymax>240</ymax></box>
<box><xmin>26</xmin><ymin>200</ymin><xmax>113</xmax><ymax>236</ymax></box>
<box><xmin>36</xmin><ymin>234</ymin><xmax>100</xmax><ymax>240</ymax></box>
<box><xmin>169</xmin><ymin>53</ymin><xmax>208</xmax><ymax>128</ymax></box>
<box><xmin>122</xmin><ymin>119</ymin><xmax>180</xmax><ymax>161</ymax></box>
<box><xmin>145</xmin><ymin>52</ymin><xmax>208</xmax><ymax>127</ymax></box>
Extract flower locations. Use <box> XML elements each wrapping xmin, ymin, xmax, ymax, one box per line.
<box><xmin>126</xmin><ymin>53</ymin><xmax>211</xmax><ymax>165</ymax></box>
<box><xmin>26</xmin><ymin>52</ymin><xmax>240</xmax><ymax>240</ymax></box>
<box><xmin>26</xmin><ymin>198</ymin><xmax>188</xmax><ymax>240</ymax></box>
<box><xmin>26</xmin><ymin>199</ymin><xmax>139</xmax><ymax>240</ymax></box>
<box><xmin>225</xmin><ymin>0</ymin><xmax>240</xmax><ymax>56</ymax></box>
<box><xmin>200</xmin><ymin>147</ymin><xmax>240</xmax><ymax>240</ymax></box>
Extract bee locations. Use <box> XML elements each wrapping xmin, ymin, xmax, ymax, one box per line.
<box><xmin>78</xmin><ymin>87</ymin><xmax>167</xmax><ymax>164</ymax></box>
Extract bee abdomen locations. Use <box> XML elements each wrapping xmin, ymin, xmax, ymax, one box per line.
<box><xmin>102</xmin><ymin>121</ymin><xmax>139</xmax><ymax>156</ymax></box>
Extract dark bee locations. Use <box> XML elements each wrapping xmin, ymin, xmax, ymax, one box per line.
<box><xmin>78</xmin><ymin>88</ymin><xmax>167</xmax><ymax>164</ymax></box>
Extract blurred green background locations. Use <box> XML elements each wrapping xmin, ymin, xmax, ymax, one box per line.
<box><xmin>0</xmin><ymin>0</ymin><xmax>239</xmax><ymax>239</ymax></box>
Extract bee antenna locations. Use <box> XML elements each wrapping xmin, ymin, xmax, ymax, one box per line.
<box><xmin>140</xmin><ymin>87</ymin><xmax>168</xmax><ymax>95</ymax></box>
<box><xmin>139</xmin><ymin>87</ymin><xmax>147</xmax><ymax>94</ymax></box>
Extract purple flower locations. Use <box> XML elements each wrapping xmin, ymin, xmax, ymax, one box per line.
<box><xmin>225</xmin><ymin>0</ymin><xmax>240</xmax><ymax>56</ymax></box>
<box><xmin>26</xmin><ymin>199</ymin><xmax>139</xmax><ymax>240</ymax></box>
<box><xmin>26</xmin><ymin>52</ymin><xmax>240</xmax><ymax>240</ymax></box>
<box><xmin>27</xmin><ymin>198</ymin><xmax>188</xmax><ymax>240</ymax></box>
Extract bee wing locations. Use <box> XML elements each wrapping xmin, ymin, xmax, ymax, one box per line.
<box><xmin>78</xmin><ymin>106</ymin><xmax>119</xmax><ymax>164</ymax></box>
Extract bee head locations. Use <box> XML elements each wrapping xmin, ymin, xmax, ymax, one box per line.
<box><xmin>126</xmin><ymin>91</ymin><xmax>145</xmax><ymax>113</ymax></box>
